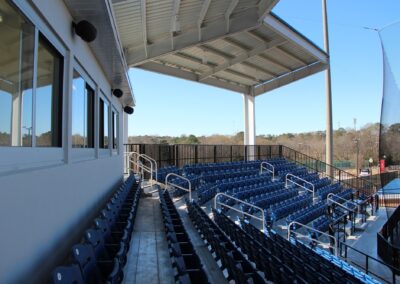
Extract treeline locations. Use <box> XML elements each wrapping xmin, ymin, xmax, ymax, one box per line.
<box><xmin>128</xmin><ymin>123</ymin><xmax>381</xmax><ymax>167</ymax></box>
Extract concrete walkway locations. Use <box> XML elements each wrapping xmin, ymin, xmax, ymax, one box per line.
<box><xmin>123</xmin><ymin>197</ymin><xmax>174</xmax><ymax>284</ymax></box>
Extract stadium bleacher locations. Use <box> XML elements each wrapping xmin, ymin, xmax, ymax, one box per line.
<box><xmin>51</xmin><ymin>174</ymin><xmax>141</xmax><ymax>284</ymax></box>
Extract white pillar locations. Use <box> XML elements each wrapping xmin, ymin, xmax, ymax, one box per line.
<box><xmin>243</xmin><ymin>94</ymin><xmax>256</xmax><ymax>160</ymax></box>
<box><xmin>322</xmin><ymin>0</ymin><xmax>333</xmax><ymax>176</ymax></box>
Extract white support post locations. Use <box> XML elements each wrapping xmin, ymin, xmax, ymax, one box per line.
<box><xmin>243</xmin><ymin>94</ymin><xmax>255</xmax><ymax>160</ymax></box>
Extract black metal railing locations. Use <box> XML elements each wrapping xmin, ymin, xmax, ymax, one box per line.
<box><xmin>124</xmin><ymin>143</ymin><xmax>377</xmax><ymax>196</ymax></box>
<box><xmin>340</xmin><ymin>241</ymin><xmax>400</xmax><ymax>283</ymax></box>
<box><xmin>378</xmin><ymin>205</ymin><xmax>400</xmax><ymax>270</ymax></box>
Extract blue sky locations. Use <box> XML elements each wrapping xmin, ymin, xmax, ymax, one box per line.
<box><xmin>128</xmin><ymin>0</ymin><xmax>400</xmax><ymax>137</ymax></box>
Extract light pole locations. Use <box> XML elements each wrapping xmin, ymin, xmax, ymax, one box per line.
<box><xmin>353</xmin><ymin>138</ymin><xmax>360</xmax><ymax>175</ymax></box>
<box><xmin>322</xmin><ymin>0</ymin><xmax>333</xmax><ymax>176</ymax></box>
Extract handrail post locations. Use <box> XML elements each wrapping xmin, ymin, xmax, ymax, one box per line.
<box><xmin>286</xmin><ymin>173</ymin><xmax>315</xmax><ymax>200</ymax></box>
<box><xmin>165</xmin><ymin>173</ymin><xmax>192</xmax><ymax>201</ymax></box>
<box><xmin>214</xmin><ymin>192</ymin><xmax>266</xmax><ymax>233</ymax></box>
<box><xmin>260</xmin><ymin>161</ymin><xmax>275</xmax><ymax>180</ymax></box>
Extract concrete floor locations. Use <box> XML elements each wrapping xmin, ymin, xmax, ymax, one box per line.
<box><xmin>123</xmin><ymin>197</ymin><xmax>174</xmax><ymax>284</ymax></box>
<box><xmin>122</xmin><ymin>184</ymin><xmax>228</xmax><ymax>284</ymax></box>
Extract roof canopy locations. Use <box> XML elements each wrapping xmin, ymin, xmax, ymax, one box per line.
<box><xmin>112</xmin><ymin>0</ymin><xmax>328</xmax><ymax>96</ymax></box>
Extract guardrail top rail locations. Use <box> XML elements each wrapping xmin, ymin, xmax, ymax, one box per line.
<box><xmin>327</xmin><ymin>193</ymin><xmax>359</xmax><ymax>213</ymax></box>
<box><xmin>139</xmin><ymin>153</ymin><xmax>158</xmax><ymax>182</ymax></box>
<box><xmin>165</xmin><ymin>173</ymin><xmax>192</xmax><ymax>201</ymax></box>
<box><xmin>288</xmin><ymin>221</ymin><xmax>337</xmax><ymax>256</ymax></box>
<box><xmin>260</xmin><ymin>161</ymin><xmax>275</xmax><ymax>179</ymax></box>
<box><xmin>285</xmin><ymin>173</ymin><xmax>316</xmax><ymax>199</ymax></box>
<box><xmin>214</xmin><ymin>192</ymin><xmax>266</xmax><ymax>233</ymax></box>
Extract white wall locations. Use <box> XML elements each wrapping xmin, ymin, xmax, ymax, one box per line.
<box><xmin>0</xmin><ymin>1</ymin><xmax>127</xmax><ymax>282</ymax></box>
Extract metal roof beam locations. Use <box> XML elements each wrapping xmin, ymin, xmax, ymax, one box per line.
<box><xmin>225</xmin><ymin>0</ymin><xmax>239</xmax><ymax>33</ymax></box>
<box><xmin>257</xmin><ymin>54</ymin><xmax>291</xmax><ymax>72</ymax></box>
<box><xmin>141</xmin><ymin>0</ymin><xmax>148</xmax><ymax>58</ymax></box>
<box><xmin>223</xmin><ymin>37</ymin><xmax>251</xmax><ymax>53</ymax></box>
<box><xmin>201</xmin><ymin>45</ymin><xmax>234</xmax><ymax>61</ymax></box>
<box><xmin>170</xmin><ymin>0</ymin><xmax>181</xmax><ymax>49</ymax></box>
<box><xmin>247</xmin><ymin>28</ymin><xmax>308</xmax><ymax>66</ymax></box>
<box><xmin>126</xmin><ymin>9</ymin><xmax>260</xmax><ymax>67</ymax></box>
<box><xmin>264</xmin><ymin>14</ymin><xmax>328</xmax><ymax>63</ymax></box>
<box><xmin>171</xmin><ymin>0</ymin><xmax>181</xmax><ymax>33</ymax></box>
<box><xmin>258</xmin><ymin>0</ymin><xmax>279</xmax><ymax>21</ymax></box>
<box><xmin>241</xmin><ymin>61</ymin><xmax>276</xmax><ymax>77</ymax></box>
<box><xmin>224</xmin><ymin>69</ymin><xmax>261</xmax><ymax>83</ymax></box>
<box><xmin>172</xmin><ymin>52</ymin><xmax>217</xmax><ymax>68</ymax></box>
<box><xmin>200</xmin><ymin>37</ymin><xmax>285</xmax><ymax>80</ymax></box>
<box><xmin>137</xmin><ymin>61</ymin><xmax>249</xmax><ymax>93</ymax></box>
<box><xmin>274</xmin><ymin>47</ymin><xmax>307</xmax><ymax>65</ymax></box>
<box><xmin>198</xmin><ymin>0</ymin><xmax>212</xmax><ymax>40</ymax></box>
<box><xmin>253</xmin><ymin>61</ymin><xmax>327</xmax><ymax>95</ymax></box>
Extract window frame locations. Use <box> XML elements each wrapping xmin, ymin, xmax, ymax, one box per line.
<box><xmin>98</xmin><ymin>92</ymin><xmax>111</xmax><ymax>157</ymax></box>
<box><xmin>0</xmin><ymin>1</ymin><xmax>67</xmax><ymax>174</ymax></box>
<box><xmin>111</xmin><ymin>107</ymin><xmax>119</xmax><ymax>154</ymax></box>
<box><xmin>70</xmin><ymin>63</ymin><xmax>97</xmax><ymax>160</ymax></box>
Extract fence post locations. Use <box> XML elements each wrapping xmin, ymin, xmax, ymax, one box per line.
<box><xmin>230</xmin><ymin>145</ymin><xmax>233</xmax><ymax>162</ymax></box>
<box><xmin>195</xmin><ymin>145</ymin><xmax>198</xmax><ymax>164</ymax></box>
<box><xmin>279</xmin><ymin>145</ymin><xmax>283</xmax><ymax>158</ymax></box>
<box><xmin>244</xmin><ymin>146</ymin><xmax>248</xmax><ymax>162</ymax></box>
<box><xmin>214</xmin><ymin>145</ymin><xmax>217</xmax><ymax>163</ymax></box>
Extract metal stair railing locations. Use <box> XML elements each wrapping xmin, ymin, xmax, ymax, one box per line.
<box><xmin>214</xmin><ymin>192</ymin><xmax>266</xmax><ymax>233</ymax></box>
<box><xmin>260</xmin><ymin>161</ymin><xmax>275</xmax><ymax>180</ymax></box>
<box><xmin>165</xmin><ymin>173</ymin><xmax>192</xmax><ymax>201</ymax></box>
<box><xmin>288</xmin><ymin>221</ymin><xmax>337</xmax><ymax>256</ymax></box>
<box><xmin>286</xmin><ymin>173</ymin><xmax>316</xmax><ymax>200</ymax></box>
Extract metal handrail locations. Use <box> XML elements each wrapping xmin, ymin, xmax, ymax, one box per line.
<box><xmin>288</xmin><ymin>221</ymin><xmax>337</xmax><ymax>256</ymax></box>
<box><xmin>139</xmin><ymin>153</ymin><xmax>158</xmax><ymax>183</ymax></box>
<box><xmin>285</xmin><ymin>173</ymin><xmax>316</xmax><ymax>199</ymax></box>
<box><xmin>165</xmin><ymin>173</ymin><xmax>192</xmax><ymax>201</ymax></box>
<box><xmin>138</xmin><ymin>154</ymin><xmax>157</xmax><ymax>185</ymax></box>
<box><xmin>214</xmin><ymin>192</ymin><xmax>266</xmax><ymax>233</ymax></box>
<box><xmin>327</xmin><ymin>193</ymin><xmax>359</xmax><ymax>213</ymax></box>
<box><xmin>340</xmin><ymin>240</ymin><xmax>399</xmax><ymax>284</ymax></box>
<box><xmin>126</xmin><ymin>151</ymin><xmax>141</xmax><ymax>173</ymax></box>
<box><xmin>260</xmin><ymin>161</ymin><xmax>275</xmax><ymax>180</ymax></box>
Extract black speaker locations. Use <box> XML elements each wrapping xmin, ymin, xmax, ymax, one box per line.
<box><xmin>124</xmin><ymin>106</ymin><xmax>134</xmax><ymax>114</ymax></box>
<box><xmin>73</xmin><ymin>20</ymin><xmax>97</xmax><ymax>43</ymax></box>
<box><xmin>112</xmin><ymin>89</ymin><xmax>123</xmax><ymax>98</ymax></box>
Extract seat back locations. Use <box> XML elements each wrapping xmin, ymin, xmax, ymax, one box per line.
<box><xmin>51</xmin><ymin>264</ymin><xmax>84</xmax><ymax>284</ymax></box>
<box><xmin>71</xmin><ymin>243</ymin><xmax>103</xmax><ymax>284</ymax></box>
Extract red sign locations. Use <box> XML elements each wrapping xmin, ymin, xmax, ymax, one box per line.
<box><xmin>380</xmin><ymin>159</ymin><xmax>385</xmax><ymax>172</ymax></box>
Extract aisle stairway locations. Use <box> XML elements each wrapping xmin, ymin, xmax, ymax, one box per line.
<box><xmin>123</xmin><ymin>191</ymin><xmax>227</xmax><ymax>284</ymax></box>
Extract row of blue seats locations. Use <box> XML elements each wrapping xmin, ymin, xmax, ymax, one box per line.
<box><xmin>156</xmin><ymin>166</ymin><xmax>182</xmax><ymax>182</ymax></box>
<box><xmin>197</xmin><ymin>173</ymin><xmax>273</xmax><ymax>205</ymax></box>
<box><xmin>278</xmin><ymin>167</ymin><xmax>309</xmax><ymax>178</ymax></box>
<box><xmin>200</xmin><ymin>168</ymin><xmax>259</xmax><ymax>184</ymax></box>
<box><xmin>247</xmin><ymin>188</ymin><xmax>298</xmax><ymax>213</ymax></box>
<box><xmin>184</xmin><ymin>160</ymin><xmax>262</xmax><ymax>175</ymax></box>
<box><xmin>271</xmin><ymin>194</ymin><xmax>313</xmax><ymax>221</ymax></box>
<box><xmin>159</xmin><ymin>188</ymin><xmax>208</xmax><ymax>284</ymax></box>
<box><xmin>51</xmin><ymin>174</ymin><xmax>141</xmax><ymax>284</ymax></box>
<box><xmin>309</xmin><ymin>177</ymin><xmax>332</xmax><ymax>189</ymax></box>
<box><xmin>196</xmin><ymin>172</ymin><xmax>258</xmax><ymax>196</ymax></box>
<box><xmin>318</xmin><ymin>183</ymin><xmax>342</xmax><ymax>200</ymax></box>
<box><xmin>231</xmin><ymin>181</ymin><xmax>285</xmax><ymax>200</ymax></box>
<box><xmin>333</xmin><ymin>188</ymin><xmax>354</xmax><ymax>202</ymax></box>
<box><xmin>311</xmin><ymin>215</ymin><xmax>332</xmax><ymax>235</ymax></box>
<box><xmin>187</xmin><ymin>201</ymin><xmax>265</xmax><ymax>283</ymax></box>
<box><xmin>241</xmin><ymin>219</ymin><xmax>379</xmax><ymax>283</ymax></box>
<box><xmin>287</xmin><ymin>201</ymin><xmax>327</xmax><ymax>227</ymax></box>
